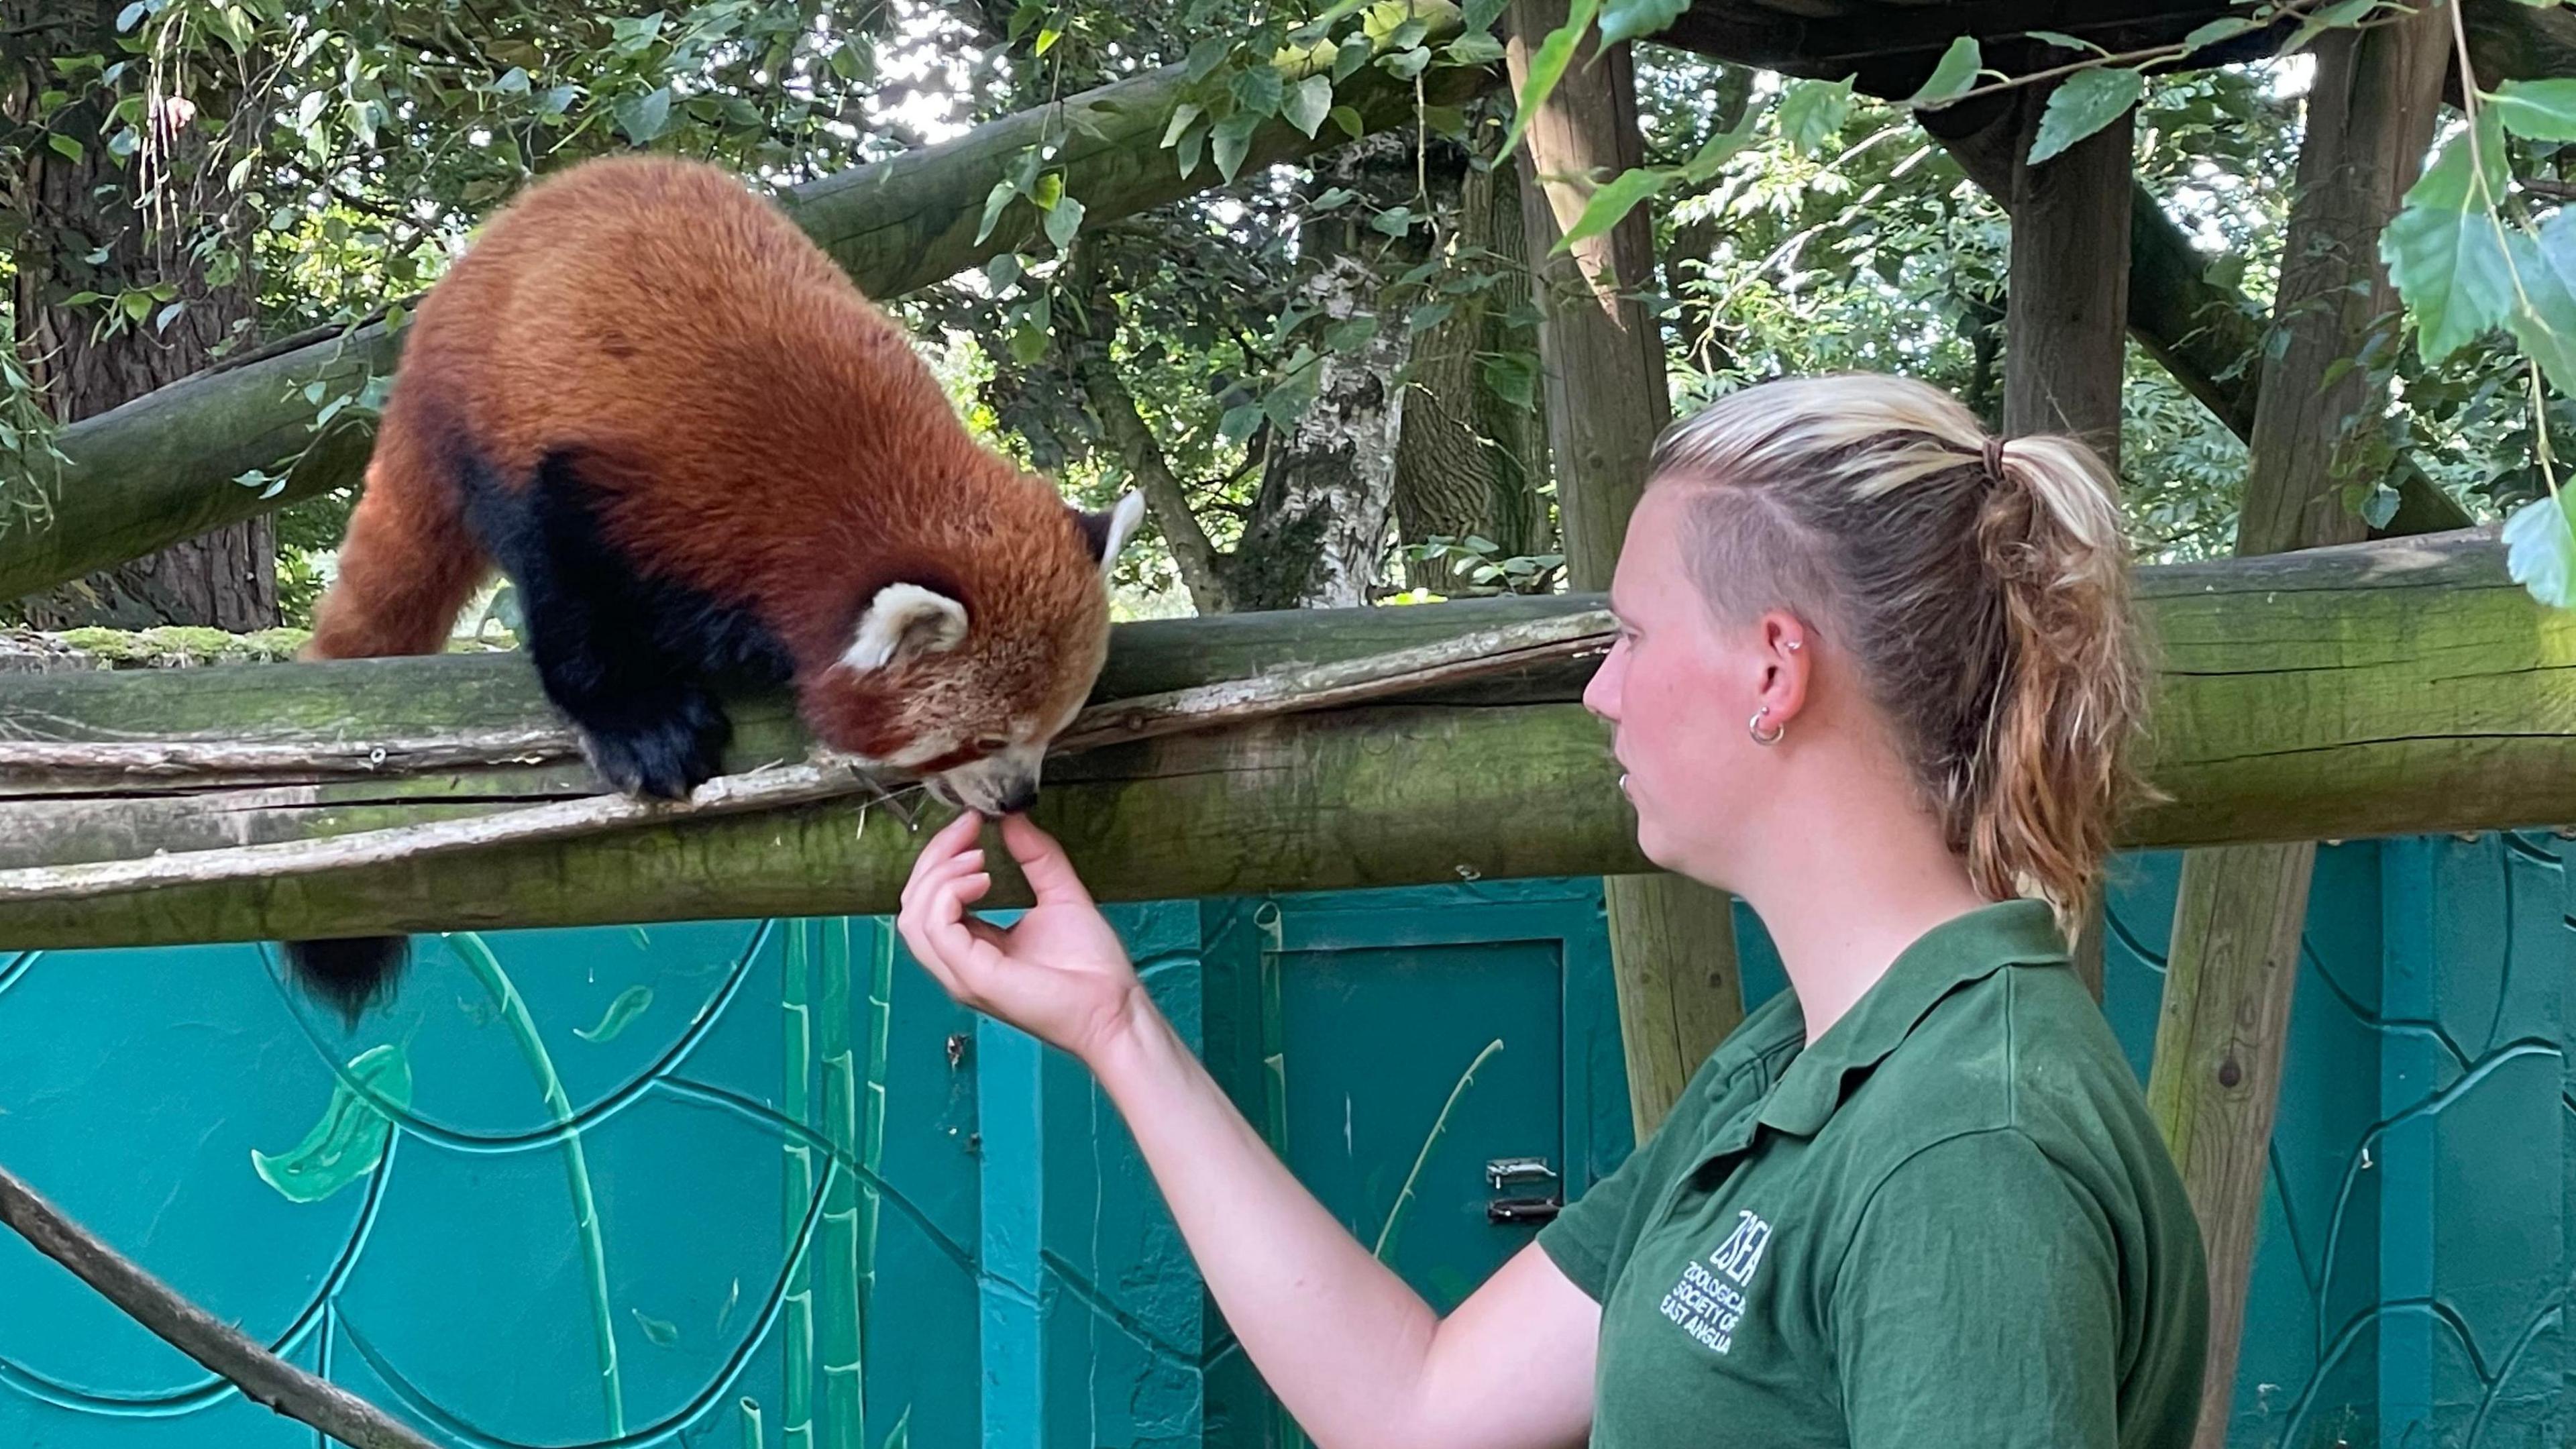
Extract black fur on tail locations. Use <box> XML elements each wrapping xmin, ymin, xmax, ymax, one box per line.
<box><xmin>283</xmin><ymin>936</ymin><xmax>411</xmax><ymax>1026</ymax></box>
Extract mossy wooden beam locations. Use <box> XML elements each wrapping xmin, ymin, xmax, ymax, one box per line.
<box><xmin>1</xmin><ymin>533</ymin><xmax>2571</xmax><ymax>954</ymax></box>
<box><xmin>0</xmin><ymin>7</ymin><xmax>1484</xmax><ymax>605</ymax></box>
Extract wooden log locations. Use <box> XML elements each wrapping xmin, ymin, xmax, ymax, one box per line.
<box><xmin>2144</xmin><ymin>17</ymin><xmax>2453</xmax><ymax>1449</ymax></box>
<box><xmin>0</xmin><ymin>533</ymin><xmax>2564</xmax><ymax>987</ymax></box>
<box><xmin>1508</xmin><ymin>0</ymin><xmax>1746</xmax><ymax>1142</ymax></box>
<box><xmin>0</xmin><ymin>8</ymin><xmax>1486</xmax><ymax>606</ymax></box>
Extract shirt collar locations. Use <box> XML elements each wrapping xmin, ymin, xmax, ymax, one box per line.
<box><xmin>1743</xmin><ymin>898</ymin><xmax>2070</xmax><ymax>1139</ymax></box>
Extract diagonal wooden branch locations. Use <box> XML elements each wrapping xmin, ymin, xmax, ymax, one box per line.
<box><xmin>0</xmin><ymin>1159</ymin><xmax>444</xmax><ymax>1449</ymax></box>
<box><xmin>0</xmin><ymin>609</ymin><xmax>1612</xmax><ymax>905</ymax></box>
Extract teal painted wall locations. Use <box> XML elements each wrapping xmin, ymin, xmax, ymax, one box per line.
<box><xmin>0</xmin><ymin>837</ymin><xmax>2565</xmax><ymax>1447</ymax></box>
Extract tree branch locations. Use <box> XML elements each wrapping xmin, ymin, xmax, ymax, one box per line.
<box><xmin>0</xmin><ymin>1160</ymin><xmax>443</xmax><ymax>1449</ymax></box>
<box><xmin>1065</xmin><ymin>241</ymin><xmax>1236</xmax><ymax>613</ymax></box>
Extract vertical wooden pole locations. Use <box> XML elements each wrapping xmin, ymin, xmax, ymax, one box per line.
<box><xmin>2000</xmin><ymin>90</ymin><xmax>2133</xmax><ymax>1006</ymax></box>
<box><xmin>2142</xmin><ymin>18</ymin><xmax>2450</xmax><ymax>1449</ymax></box>
<box><xmin>1505</xmin><ymin>0</ymin><xmax>1743</xmax><ymax>1141</ymax></box>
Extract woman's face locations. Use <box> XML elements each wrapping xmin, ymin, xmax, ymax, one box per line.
<box><xmin>1582</xmin><ymin>486</ymin><xmax>1776</xmax><ymax>879</ymax></box>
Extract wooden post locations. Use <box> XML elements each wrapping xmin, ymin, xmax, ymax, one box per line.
<box><xmin>2141</xmin><ymin>17</ymin><xmax>2451</xmax><ymax>1448</ymax></box>
<box><xmin>1505</xmin><ymin>0</ymin><xmax>1741</xmax><ymax>1140</ymax></box>
<box><xmin>1999</xmin><ymin>85</ymin><xmax>2133</xmax><ymax>1002</ymax></box>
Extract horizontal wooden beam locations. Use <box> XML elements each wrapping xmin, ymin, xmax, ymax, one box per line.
<box><xmin>0</xmin><ymin>531</ymin><xmax>2569</xmax><ymax>949</ymax></box>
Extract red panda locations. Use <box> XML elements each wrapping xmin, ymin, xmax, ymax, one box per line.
<box><xmin>288</xmin><ymin>154</ymin><xmax>1142</xmax><ymax>1023</ymax></box>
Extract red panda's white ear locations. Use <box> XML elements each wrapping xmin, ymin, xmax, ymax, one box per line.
<box><xmin>841</xmin><ymin>583</ymin><xmax>968</xmax><ymax>672</ymax></box>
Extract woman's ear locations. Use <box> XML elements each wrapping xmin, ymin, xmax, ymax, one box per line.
<box><xmin>1756</xmin><ymin>610</ymin><xmax>1812</xmax><ymax>723</ymax></box>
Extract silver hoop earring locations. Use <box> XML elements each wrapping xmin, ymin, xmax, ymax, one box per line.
<box><xmin>1750</xmin><ymin>706</ymin><xmax>1784</xmax><ymax>745</ymax></box>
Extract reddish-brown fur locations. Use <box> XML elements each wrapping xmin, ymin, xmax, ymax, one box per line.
<box><xmin>308</xmin><ymin>154</ymin><xmax>1116</xmax><ymax>767</ymax></box>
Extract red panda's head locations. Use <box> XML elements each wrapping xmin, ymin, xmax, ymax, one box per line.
<box><xmin>798</xmin><ymin>489</ymin><xmax>1145</xmax><ymax>814</ymax></box>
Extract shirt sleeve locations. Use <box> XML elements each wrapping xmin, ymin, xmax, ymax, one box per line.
<box><xmin>1534</xmin><ymin>1089</ymin><xmax>1704</xmax><ymax>1302</ymax></box>
<box><xmin>1831</xmin><ymin>1128</ymin><xmax>2123</xmax><ymax>1449</ymax></box>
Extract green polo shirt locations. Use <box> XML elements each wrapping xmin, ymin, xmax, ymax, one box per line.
<box><xmin>1538</xmin><ymin>898</ymin><xmax>2208</xmax><ymax>1448</ymax></box>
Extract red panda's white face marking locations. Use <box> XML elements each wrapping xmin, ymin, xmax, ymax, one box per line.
<box><xmin>807</xmin><ymin>490</ymin><xmax>1146</xmax><ymax>815</ymax></box>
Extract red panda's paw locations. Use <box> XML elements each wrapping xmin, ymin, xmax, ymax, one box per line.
<box><xmin>577</xmin><ymin>692</ymin><xmax>733</xmax><ymax>800</ymax></box>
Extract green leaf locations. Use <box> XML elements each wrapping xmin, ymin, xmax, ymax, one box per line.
<box><xmin>1010</xmin><ymin>317</ymin><xmax>1049</xmax><ymax>364</ymax></box>
<box><xmin>1682</xmin><ymin>103</ymin><xmax>1763</xmax><ymax>182</ymax></box>
<box><xmin>1219</xmin><ymin>402</ymin><xmax>1265</xmax><ymax>445</ymax></box>
<box><xmin>1444</xmin><ymin>32</ymin><xmax>1506</xmax><ymax>64</ymax></box>
<box><xmin>1177</xmin><ymin>120</ymin><xmax>1207</xmax><ymax>177</ymax></box>
<box><xmin>1333</xmin><ymin>37</ymin><xmax>1370</xmax><ymax>81</ymax></box>
<box><xmin>120</xmin><ymin>291</ymin><xmax>152</xmax><ymax>323</ymax></box>
<box><xmin>1776</xmin><ymin>76</ymin><xmax>1856</xmax><ymax>156</ymax></box>
<box><xmin>2181</xmin><ymin>15</ymin><xmax>2261</xmax><ymax>49</ymax></box>
<box><xmin>1034</xmin><ymin>27</ymin><xmax>1061</xmax><ymax>55</ymax></box>
<box><xmin>1032</xmin><ymin>170</ymin><xmax>1065</xmax><ymax>210</ymax></box>
<box><xmin>615</xmin><ymin>87</ymin><xmax>672</xmax><ymax>144</ymax></box>
<box><xmin>975</xmin><ymin>176</ymin><xmax>1018</xmax><ymax>244</ymax></box>
<box><xmin>2361</xmin><ymin>483</ymin><xmax>2402</xmax><ymax>529</ymax></box>
<box><xmin>46</xmin><ymin>133</ymin><xmax>80</xmax><ymax>162</ymax></box>
<box><xmin>1212</xmin><ymin>111</ymin><xmax>1261</xmax><ymax>182</ymax></box>
<box><xmin>2508</xmin><ymin>211</ymin><xmax>2576</xmax><ymax>394</ymax></box>
<box><xmin>2491</xmin><ymin>78</ymin><xmax>2576</xmax><ymax>141</ymax></box>
<box><xmin>1285</xmin><ymin>74</ymin><xmax>1333</xmax><ymax>137</ymax></box>
<box><xmin>1498</xmin><ymin>0</ymin><xmax>1599</xmax><ymax>160</ymax></box>
<box><xmin>2285</xmin><ymin>0</ymin><xmax>2381</xmax><ymax>51</ymax></box>
<box><xmin>1232</xmin><ymin>63</ymin><xmax>1285</xmax><ymax>117</ymax></box>
<box><xmin>1185</xmin><ymin>36</ymin><xmax>1230</xmax><ymax>82</ymax></box>
<box><xmin>1463</xmin><ymin>0</ymin><xmax>1507</xmax><ymax>31</ymax></box>
<box><xmin>252</xmin><ymin>1043</ymin><xmax>411</xmax><ymax>1203</ymax></box>
<box><xmin>1044</xmin><ymin>194</ymin><xmax>1085</xmax><ymax>250</ymax></box>
<box><xmin>1330</xmin><ymin>104</ymin><xmax>1364</xmax><ymax>139</ymax></box>
<box><xmin>154</xmin><ymin>301</ymin><xmax>185</xmax><ymax>335</ymax></box>
<box><xmin>2503</xmin><ymin>490</ymin><xmax>2576</xmax><ymax>610</ymax></box>
<box><xmin>1161</xmin><ymin>102</ymin><xmax>1204</xmax><ymax>148</ymax></box>
<box><xmin>2027</xmin><ymin>68</ymin><xmax>2142</xmax><ymax>165</ymax></box>
<box><xmin>986</xmin><ymin>252</ymin><xmax>1024</xmax><ymax>294</ymax></box>
<box><xmin>1406</xmin><ymin>300</ymin><xmax>1456</xmax><ymax>333</ymax></box>
<box><xmin>1322</xmin><ymin>315</ymin><xmax>1379</xmax><ymax>352</ymax></box>
<box><xmin>575</xmin><ymin>985</ymin><xmax>655</xmax><ymax>1044</ymax></box>
<box><xmin>1909</xmin><ymin>36</ymin><xmax>1981</xmax><ymax>109</ymax></box>
<box><xmin>494</xmin><ymin>65</ymin><xmax>530</xmax><ymax>95</ymax></box>
<box><xmin>1556</xmin><ymin>165</ymin><xmax>1678</xmax><ymax>252</ymax></box>
<box><xmin>116</xmin><ymin>1</ymin><xmax>148</xmax><ymax>32</ymax></box>
<box><xmin>1484</xmin><ymin>352</ymin><xmax>1538</xmax><ymax>410</ymax></box>
<box><xmin>633</xmin><ymin>1308</ymin><xmax>680</xmax><ymax>1348</ymax></box>
<box><xmin>1596</xmin><ymin>0</ymin><xmax>1688</xmax><ymax>48</ymax></box>
<box><xmin>2379</xmin><ymin>114</ymin><xmax>2518</xmax><ymax>362</ymax></box>
<box><xmin>2025</xmin><ymin>30</ymin><xmax>2106</xmax><ymax>54</ymax></box>
<box><xmin>1385</xmin><ymin>45</ymin><xmax>1432</xmax><ymax>78</ymax></box>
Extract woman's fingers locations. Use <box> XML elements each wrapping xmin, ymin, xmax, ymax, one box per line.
<box><xmin>1000</xmin><ymin>813</ymin><xmax>1093</xmax><ymax>907</ymax></box>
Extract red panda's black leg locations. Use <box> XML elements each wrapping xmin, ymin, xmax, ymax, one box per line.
<box><xmin>473</xmin><ymin>452</ymin><xmax>738</xmax><ymax>799</ymax></box>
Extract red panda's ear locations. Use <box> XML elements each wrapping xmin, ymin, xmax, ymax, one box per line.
<box><xmin>1073</xmin><ymin>490</ymin><xmax>1146</xmax><ymax>575</ymax></box>
<box><xmin>841</xmin><ymin>582</ymin><xmax>969</xmax><ymax>671</ymax></box>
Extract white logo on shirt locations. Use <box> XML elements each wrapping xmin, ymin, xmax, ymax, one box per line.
<box><xmin>1659</xmin><ymin>1210</ymin><xmax>1772</xmax><ymax>1355</ymax></box>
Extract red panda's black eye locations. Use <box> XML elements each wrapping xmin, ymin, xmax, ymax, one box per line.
<box><xmin>975</xmin><ymin>735</ymin><xmax>1009</xmax><ymax>753</ymax></box>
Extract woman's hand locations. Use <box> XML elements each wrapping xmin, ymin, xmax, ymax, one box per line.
<box><xmin>895</xmin><ymin>810</ymin><xmax>1147</xmax><ymax>1067</ymax></box>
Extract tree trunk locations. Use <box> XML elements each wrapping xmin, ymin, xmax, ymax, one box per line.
<box><xmin>1226</xmin><ymin>252</ymin><xmax>1407</xmax><ymax>608</ymax></box>
<box><xmin>5</xmin><ymin>0</ymin><xmax>270</xmax><ymax>629</ymax></box>
<box><xmin>1393</xmin><ymin>127</ymin><xmax>1552</xmax><ymax>594</ymax></box>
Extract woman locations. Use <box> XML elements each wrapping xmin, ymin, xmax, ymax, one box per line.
<box><xmin>895</xmin><ymin>372</ymin><xmax>2210</xmax><ymax>1448</ymax></box>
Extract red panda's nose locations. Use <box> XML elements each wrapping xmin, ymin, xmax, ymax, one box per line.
<box><xmin>995</xmin><ymin>778</ymin><xmax>1039</xmax><ymax>816</ymax></box>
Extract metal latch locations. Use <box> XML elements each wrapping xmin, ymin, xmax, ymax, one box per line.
<box><xmin>1487</xmin><ymin>1157</ymin><xmax>1562</xmax><ymax>1224</ymax></box>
